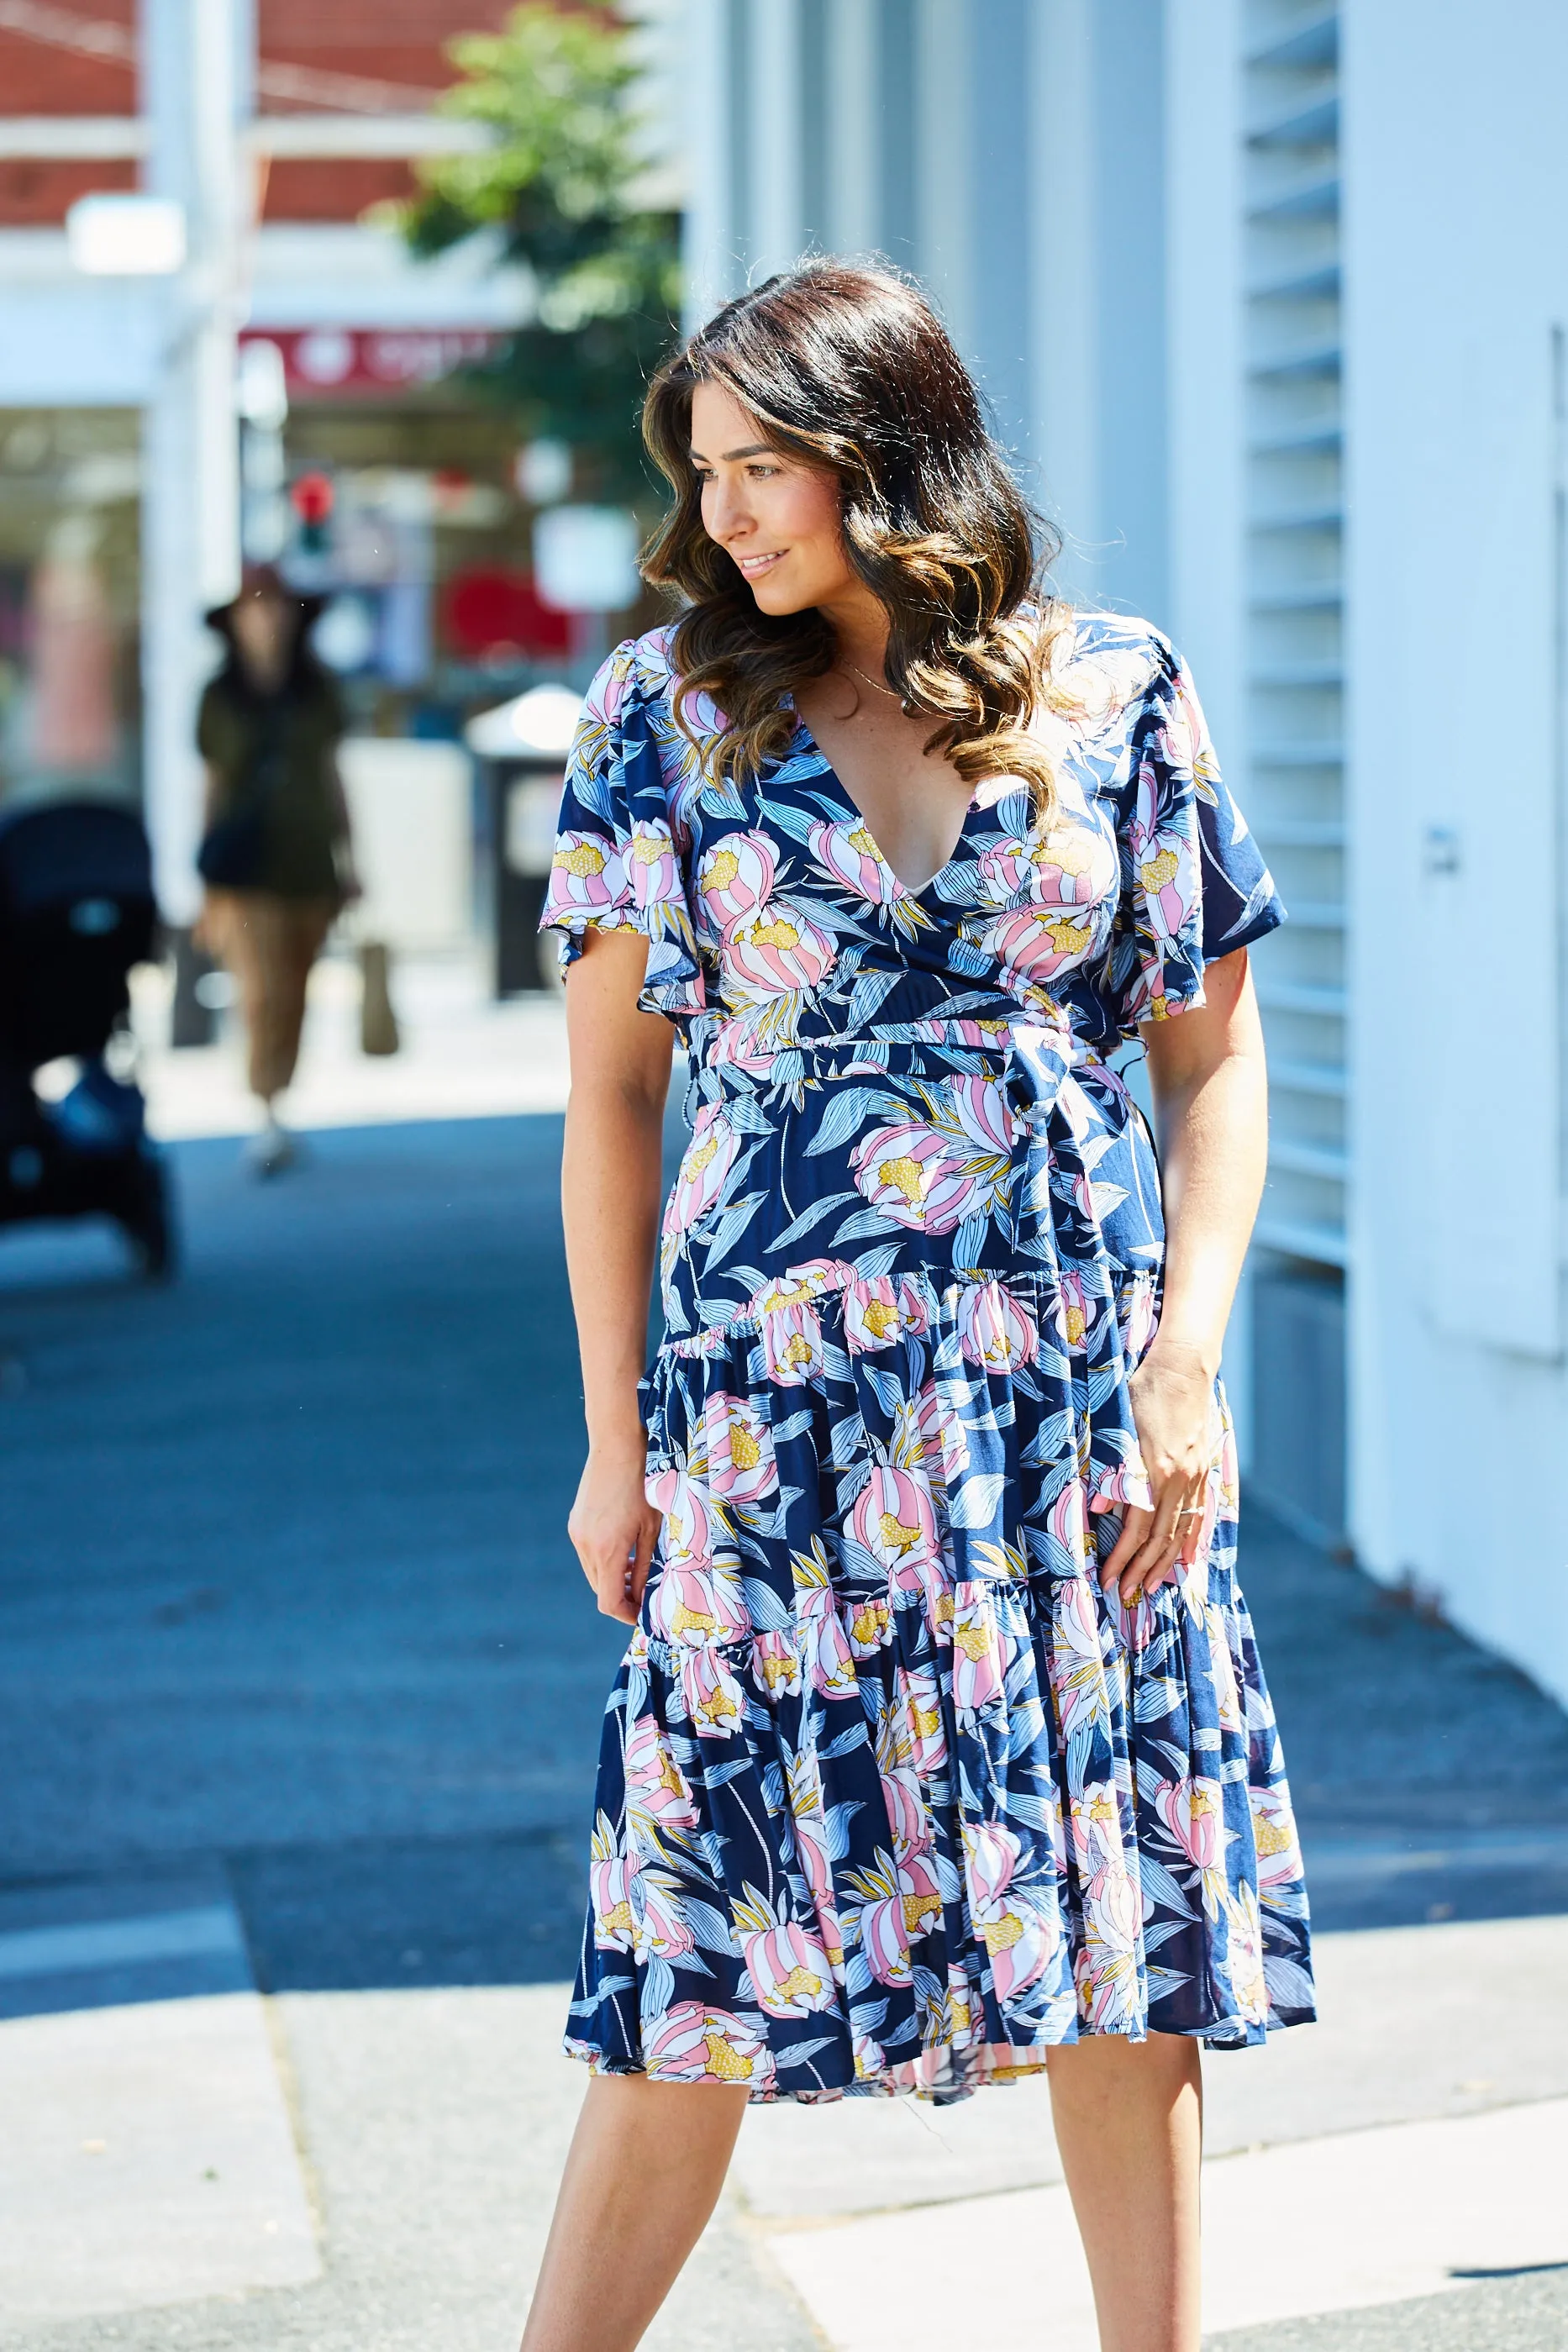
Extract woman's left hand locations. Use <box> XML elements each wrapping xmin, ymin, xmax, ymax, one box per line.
<box><xmin>1099</xmin><ymin>1339</ymin><xmax>1220</xmax><ymax>1608</ymax></box>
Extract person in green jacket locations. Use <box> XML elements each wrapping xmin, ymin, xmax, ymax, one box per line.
<box><xmin>197</xmin><ymin>564</ymin><xmax>358</xmax><ymax>1173</ymax></box>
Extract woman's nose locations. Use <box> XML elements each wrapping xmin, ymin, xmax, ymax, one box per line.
<box><xmin>706</xmin><ymin>478</ymin><xmax>751</xmax><ymax>543</ymax></box>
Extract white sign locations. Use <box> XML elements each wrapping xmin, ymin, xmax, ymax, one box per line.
<box><xmin>67</xmin><ymin>194</ymin><xmax>186</xmax><ymax>276</ymax></box>
<box><xmin>534</xmin><ymin>505</ymin><xmax>640</xmax><ymax>614</ymax></box>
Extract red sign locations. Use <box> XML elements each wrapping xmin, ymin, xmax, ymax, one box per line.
<box><xmin>240</xmin><ymin>329</ymin><xmax>500</xmax><ymax>397</ymax></box>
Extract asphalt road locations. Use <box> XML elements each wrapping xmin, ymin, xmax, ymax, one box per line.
<box><xmin>3</xmin><ymin>1112</ymin><xmax>1566</xmax><ymax>2349</ymax></box>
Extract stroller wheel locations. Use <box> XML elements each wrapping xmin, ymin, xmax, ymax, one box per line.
<box><xmin>118</xmin><ymin>1146</ymin><xmax>178</xmax><ymax>1281</ymax></box>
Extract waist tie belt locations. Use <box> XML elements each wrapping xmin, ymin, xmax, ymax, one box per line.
<box><xmin>687</xmin><ymin>1018</ymin><xmax>1122</xmax><ymax>1239</ymax></box>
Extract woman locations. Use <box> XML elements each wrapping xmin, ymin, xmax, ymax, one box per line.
<box><xmin>534</xmin><ymin>262</ymin><xmax>1313</xmax><ymax>2352</ymax></box>
<box><xmin>197</xmin><ymin>563</ymin><xmax>355</xmax><ymax>1174</ymax></box>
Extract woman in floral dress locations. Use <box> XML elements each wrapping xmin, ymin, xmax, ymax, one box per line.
<box><xmin>529</xmin><ymin>262</ymin><xmax>1313</xmax><ymax>2352</ymax></box>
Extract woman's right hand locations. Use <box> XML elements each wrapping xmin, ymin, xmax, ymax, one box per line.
<box><xmin>567</xmin><ymin>1432</ymin><xmax>661</xmax><ymax>1625</ymax></box>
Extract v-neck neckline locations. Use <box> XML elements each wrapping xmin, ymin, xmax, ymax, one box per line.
<box><xmin>786</xmin><ymin>712</ymin><xmax>980</xmax><ymax>900</ymax></box>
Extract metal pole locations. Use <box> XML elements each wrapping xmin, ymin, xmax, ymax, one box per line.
<box><xmin>139</xmin><ymin>0</ymin><xmax>251</xmax><ymax>935</ymax></box>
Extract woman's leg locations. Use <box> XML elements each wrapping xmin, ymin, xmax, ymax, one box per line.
<box><xmin>1045</xmin><ymin>2031</ymin><xmax>1203</xmax><ymax>2352</ymax></box>
<box><xmin>520</xmin><ymin>2074</ymin><xmax>750</xmax><ymax>2352</ymax></box>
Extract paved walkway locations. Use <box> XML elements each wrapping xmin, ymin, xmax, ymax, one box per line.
<box><xmin>2</xmin><ymin>964</ymin><xmax>1565</xmax><ymax>2348</ymax></box>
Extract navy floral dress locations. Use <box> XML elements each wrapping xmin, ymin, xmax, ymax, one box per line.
<box><xmin>540</xmin><ymin>611</ymin><xmax>1314</xmax><ymax>2103</ymax></box>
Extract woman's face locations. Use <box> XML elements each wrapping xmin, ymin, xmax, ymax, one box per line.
<box><xmin>689</xmin><ymin>380</ymin><xmax>852</xmax><ymax>617</ymax></box>
<box><xmin>231</xmin><ymin>591</ymin><xmax>292</xmax><ymax>681</ymax></box>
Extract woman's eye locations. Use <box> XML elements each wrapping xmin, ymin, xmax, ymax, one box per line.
<box><xmin>748</xmin><ymin>464</ymin><xmax>779</xmax><ymax>479</ymax></box>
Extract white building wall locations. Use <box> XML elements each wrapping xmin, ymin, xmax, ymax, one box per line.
<box><xmin>1341</xmin><ymin>0</ymin><xmax>1568</xmax><ymax>1700</ymax></box>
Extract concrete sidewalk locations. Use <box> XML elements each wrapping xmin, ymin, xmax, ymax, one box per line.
<box><xmin>3</xmin><ymin>978</ymin><xmax>1567</xmax><ymax>2349</ymax></box>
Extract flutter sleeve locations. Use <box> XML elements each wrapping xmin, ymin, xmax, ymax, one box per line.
<box><xmin>1109</xmin><ymin>636</ymin><xmax>1285</xmax><ymax>1029</ymax></box>
<box><xmin>539</xmin><ymin>639</ymin><xmax>705</xmax><ymax>1021</ymax></box>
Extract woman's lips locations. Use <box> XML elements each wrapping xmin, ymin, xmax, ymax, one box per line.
<box><xmin>734</xmin><ymin>550</ymin><xmax>785</xmax><ymax>578</ymax></box>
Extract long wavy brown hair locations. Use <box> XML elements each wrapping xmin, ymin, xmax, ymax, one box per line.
<box><xmin>640</xmin><ymin>260</ymin><xmax>1071</xmax><ymax>818</ymax></box>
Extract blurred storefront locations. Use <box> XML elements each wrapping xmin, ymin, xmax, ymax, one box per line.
<box><xmin>0</xmin><ymin>0</ymin><xmax>645</xmax><ymax>950</ymax></box>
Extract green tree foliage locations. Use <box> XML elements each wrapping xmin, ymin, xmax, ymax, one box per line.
<box><xmin>403</xmin><ymin>4</ymin><xmax>681</xmax><ymax>498</ymax></box>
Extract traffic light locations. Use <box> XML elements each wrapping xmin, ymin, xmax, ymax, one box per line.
<box><xmin>289</xmin><ymin>471</ymin><xmax>334</xmax><ymax>557</ymax></box>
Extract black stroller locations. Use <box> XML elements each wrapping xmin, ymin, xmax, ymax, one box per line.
<box><xmin>0</xmin><ymin>800</ymin><xmax>175</xmax><ymax>1278</ymax></box>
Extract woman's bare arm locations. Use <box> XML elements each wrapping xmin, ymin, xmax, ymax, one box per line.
<box><xmin>560</xmin><ymin>927</ymin><xmax>677</xmax><ymax>1623</ymax></box>
<box><xmin>1100</xmin><ymin>946</ymin><xmax>1269</xmax><ymax>1604</ymax></box>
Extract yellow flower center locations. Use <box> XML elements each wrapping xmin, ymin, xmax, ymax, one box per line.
<box><xmin>902</xmin><ymin>1892</ymin><xmax>940</xmax><ymax>1933</ymax></box>
<box><xmin>860</xmin><ymin>1299</ymin><xmax>897</xmax><ymax>1337</ymax></box>
<box><xmin>878</xmin><ymin>1511</ymin><xmax>921</xmax><ymax>1556</ymax></box>
<box><xmin>748</xmin><ymin>914</ymin><xmax>801</xmax><ymax>950</ymax></box>
<box><xmin>686</xmin><ymin>1132</ymin><xmax>720</xmax><ymax>1174</ymax></box>
<box><xmin>954</xmin><ymin>1623</ymin><xmax>992</xmax><ymax>1662</ymax></box>
<box><xmin>702</xmin><ymin>2030</ymin><xmax>754</xmax><ymax>2081</ymax></box>
<box><xmin>850</xmin><ymin>1601</ymin><xmax>889</xmax><ymax>1643</ymax></box>
<box><xmin>603</xmin><ymin>1900</ymin><xmax>634</xmax><ymax>1934</ymax></box>
<box><xmin>912</xmin><ymin>1703</ymin><xmax>941</xmax><ymax>1739</ymax></box>
<box><xmin>1253</xmin><ymin>1812</ymin><xmax>1293</xmax><ymax>1858</ymax></box>
<box><xmin>728</xmin><ymin>1422</ymin><xmax>760</xmax><ymax>1469</ymax></box>
<box><xmin>848</xmin><ymin>824</ymin><xmax>879</xmax><ymax>856</ymax></box>
<box><xmin>670</xmin><ymin>1603</ymin><xmax>716</xmax><ymax>1638</ymax></box>
<box><xmin>555</xmin><ymin>840</ymin><xmax>606</xmax><ymax>878</ymax></box>
<box><xmin>703</xmin><ymin>849</ymin><xmax>740</xmax><ymax>891</ymax></box>
<box><xmin>781</xmin><ymin>1333</ymin><xmax>814</xmax><ymax>1367</ymax></box>
<box><xmin>632</xmin><ymin>834</ymin><xmax>666</xmax><ymax>865</ymax></box>
<box><xmin>772</xmin><ymin>1963</ymin><xmax>823</xmax><ymax>2003</ymax></box>
<box><xmin>1044</xmin><ymin>916</ymin><xmax>1091</xmax><ymax>953</ymax></box>
<box><xmin>981</xmin><ymin>1908</ymin><xmax>1023</xmax><ymax>1954</ymax></box>
<box><xmin>1064</xmin><ymin>1303</ymin><xmax>1087</xmax><ymax>1345</ymax></box>
<box><xmin>1140</xmin><ymin>846</ymin><xmax>1180</xmax><ymax>892</ymax></box>
<box><xmin>877</xmin><ymin>1154</ymin><xmax>928</xmax><ymax>1209</ymax></box>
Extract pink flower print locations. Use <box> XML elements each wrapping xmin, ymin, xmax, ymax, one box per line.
<box><xmin>752</xmin><ymin>1258</ymin><xmax>844</xmax><ymax>1314</ymax></box>
<box><xmin>1048</xmin><ymin>1575</ymin><xmax>1112</xmax><ymax>1743</ymax></box>
<box><xmin>590</xmin><ymin>1849</ymin><xmax>637</xmax><ymax>1950</ymax></box>
<box><xmin>751</xmin><ymin>1627</ymin><xmax>802</xmax><ymax>1699</ymax></box>
<box><xmin>985</xmin><ymin>904</ymin><xmax>1098</xmax><ymax>992</ymax></box>
<box><xmin>897</xmin><ymin>1663</ymin><xmax>948</xmax><ymax>1778</ymax></box>
<box><xmin>980</xmin><ymin>1893</ymin><xmax>1060</xmax><ymax>2006</ymax></box>
<box><xmin>787</xmin><ymin>1752</ymin><xmax>847</xmax><ymax>1970</ymax></box>
<box><xmin>913</xmin><ymin>1377</ymin><xmax>970</xmax><ymax>1489</ymax></box>
<box><xmin>642</xmin><ymin>2000</ymin><xmax>775</xmax><ymax>2091</ymax></box>
<box><xmin>843</xmin><ymin>1273</ymin><xmax>902</xmax><ymax>1352</ymax></box>
<box><xmin>796</xmin><ymin>1579</ymin><xmax>860</xmax><ymax>1701</ymax></box>
<box><xmin>665</xmin><ymin>1105</ymin><xmax>741</xmax><ymax>1238</ymax></box>
<box><xmin>950</xmin><ymin>1584</ymin><xmax>1005</xmax><ymax>1716</ymax></box>
<box><xmin>637</xmin><ymin>1871</ymin><xmax>697</xmax><ymax>1962</ymax></box>
<box><xmin>586</xmin><ymin>659</ymin><xmax>629</xmax><ymax>728</ymax></box>
<box><xmin>648</xmin><ymin>1560</ymin><xmax>749</xmax><ymax>1650</ymax></box>
<box><xmin>859</xmin><ymin>1892</ymin><xmax>913</xmax><ymax>1986</ymax></box>
<box><xmin>744</xmin><ymin>1919</ymin><xmax>837</xmax><ymax>2018</ymax></box>
<box><xmin>963</xmin><ymin>1819</ymin><xmax>1023</xmax><ymax>1911</ymax></box>
<box><xmin>957</xmin><ymin>1279</ymin><xmax>1040</xmax><ymax>1373</ymax></box>
<box><xmin>627</xmin><ymin>818</ymin><xmax>678</xmax><ymax>913</ymax></box>
<box><xmin>645</xmin><ymin>1468</ymin><xmax>716</xmax><ymax>1570</ymax></box>
<box><xmin>622</xmin><ymin>1713</ymin><xmax>699</xmax><ymax>1833</ymax></box>
<box><xmin>1154</xmin><ymin>1776</ymin><xmax>1226</xmax><ymax>1873</ymax></box>
<box><xmin>1133</xmin><ymin>809</ymin><xmax>1196</xmax><ymax>939</ymax></box>
<box><xmin>849</xmin><ymin>1118</ymin><xmax>979</xmax><ymax>1235</ymax></box>
<box><xmin>679</xmin><ymin>1643</ymin><xmax>747</xmax><ymax>1739</ymax></box>
<box><xmin>947</xmin><ymin>1072</ymin><xmax>1015</xmax><ymax>1159</ymax></box>
<box><xmin>1044</xmin><ymin>1481</ymin><xmax>1092</xmax><ymax>1577</ymax></box>
<box><xmin>976</xmin><ymin>837</ymin><xmax>1041</xmax><ymax>906</ymax></box>
<box><xmin>1250</xmin><ymin>1786</ymin><xmax>1304</xmax><ymax>1892</ymax></box>
<box><xmin>703</xmin><ymin>1391</ymin><xmax>777</xmax><ymax>1502</ymax></box>
<box><xmin>697</xmin><ymin>829</ymin><xmax>776</xmax><ymax>934</ymax></box>
<box><xmin>760</xmin><ymin>1301</ymin><xmax>823</xmax><ymax>1386</ymax></box>
<box><xmin>849</xmin><ymin>1465</ymin><xmax>940</xmax><ymax>1583</ymax></box>
<box><xmin>1051</xmin><ymin>1269</ymin><xmax>1095</xmax><ymax>1353</ymax></box>
<box><xmin>898</xmin><ymin>1850</ymin><xmax>944</xmax><ymax>1941</ymax></box>
<box><xmin>1076</xmin><ymin>1864</ymin><xmax>1143</xmax><ymax>2032</ymax></box>
<box><xmin>550</xmin><ymin>828</ymin><xmax>625</xmax><ymax>913</ymax></box>
<box><xmin>1070</xmin><ymin>1781</ymin><xmax>1126</xmax><ymax>1876</ymax></box>
<box><xmin>1224</xmin><ymin>1882</ymin><xmax>1271</xmax><ymax>2026</ymax></box>
<box><xmin>808</xmin><ymin>816</ymin><xmax>902</xmax><ymax>906</ymax></box>
<box><xmin>722</xmin><ymin>897</ymin><xmax>838</xmax><ymax>998</ymax></box>
<box><xmin>845</xmin><ymin>1591</ymin><xmax>894</xmax><ymax>1660</ymax></box>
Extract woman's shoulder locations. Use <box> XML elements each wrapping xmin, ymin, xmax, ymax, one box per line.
<box><xmin>588</xmin><ymin>624</ymin><xmax>681</xmax><ymax>713</ymax></box>
<box><xmin>1051</xmin><ymin>610</ymin><xmax>1182</xmax><ymax>705</ymax></box>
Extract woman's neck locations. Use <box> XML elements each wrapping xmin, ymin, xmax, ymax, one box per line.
<box><xmin>815</xmin><ymin>583</ymin><xmax>892</xmax><ymax>684</ymax></box>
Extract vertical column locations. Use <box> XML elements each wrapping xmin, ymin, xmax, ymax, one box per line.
<box><xmin>826</xmin><ymin>0</ymin><xmax>877</xmax><ymax>257</ymax></box>
<box><xmin>139</xmin><ymin>0</ymin><xmax>249</xmax><ymax>926</ymax></box>
<box><xmin>1030</xmin><ymin>0</ymin><xmax>1097</xmax><ymax>573</ymax></box>
<box><xmin>916</xmin><ymin>0</ymin><xmax>976</xmax><ymax>351</ymax></box>
<box><xmin>749</xmin><ymin>0</ymin><xmax>803</xmax><ymax>279</ymax></box>
<box><xmin>680</xmin><ymin>0</ymin><xmax>733</xmax><ymax>322</ymax></box>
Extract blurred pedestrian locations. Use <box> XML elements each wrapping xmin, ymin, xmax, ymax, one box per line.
<box><xmin>196</xmin><ymin>563</ymin><xmax>357</xmax><ymax>1174</ymax></box>
<box><xmin>524</xmin><ymin>263</ymin><xmax>1316</xmax><ymax>2352</ymax></box>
